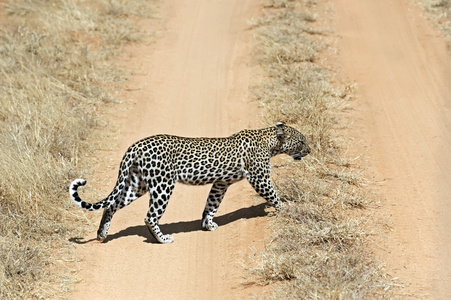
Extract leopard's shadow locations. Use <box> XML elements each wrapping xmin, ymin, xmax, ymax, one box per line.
<box><xmin>71</xmin><ymin>203</ymin><xmax>268</xmax><ymax>244</ymax></box>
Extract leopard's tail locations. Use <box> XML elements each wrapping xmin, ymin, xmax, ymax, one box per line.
<box><xmin>69</xmin><ymin>179</ymin><xmax>110</xmax><ymax>211</ymax></box>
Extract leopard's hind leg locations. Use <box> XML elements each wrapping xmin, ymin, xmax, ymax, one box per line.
<box><xmin>144</xmin><ymin>179</ymin><xmax>175</xmax><ymax>243</ymax></box>
<box><xmin>97</xmin><ymin>166</ymin><xmax>147</xmax><ymax>241</ymax></box>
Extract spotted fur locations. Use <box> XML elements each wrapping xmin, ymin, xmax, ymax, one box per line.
<box><xmin>69</xmin><ymin>122</ymin><xmax>310</xmax><ymax>243</ymax></box>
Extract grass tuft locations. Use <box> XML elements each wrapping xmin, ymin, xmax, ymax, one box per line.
<box><xmin>250</xmin><ymin>1</ymin><xmax>394</xmax><ymax>298</ymax></box>
<box><xmin>0</xmin><ymin>0</ymin><xmax>156</xmax><ymax>297</ymax></box>
<box><xmin>420</xmin><ymin>0</ymin><xmax>451</xmax><ymax>51</ymax></box>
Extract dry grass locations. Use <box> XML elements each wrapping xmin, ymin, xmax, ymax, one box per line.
<box><xmin>250</xmin><ymin>1</ymin><xmax>394</xmax><ymax>298</ymax></box>
<box><xmin>420</xmin><ymin>0</ymin><xmax>451</xmax><ymax>50</ymax></box>
<box><xmin>0</xmin><ymin>0</ymin><xmax>156</xmax><ymax>298</ymax></box>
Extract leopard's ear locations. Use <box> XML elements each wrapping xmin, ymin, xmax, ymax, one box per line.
<box><xmin>276</xmin><ymin>121</ymin><xmax>284</xmax><ymax>136</ymax></box>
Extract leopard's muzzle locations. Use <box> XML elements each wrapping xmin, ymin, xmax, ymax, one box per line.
<box><xmin>292</xmin><ymin>153</ymin><xmax>308</xmax><ymax>161</ymax></box>
<box><xmin>292</xmin><ymin>146</ymin><xmax>311</xmax><ymax>161</ymax></box>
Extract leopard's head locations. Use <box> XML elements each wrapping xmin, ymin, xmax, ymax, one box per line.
<box><xmin>274</xmin><ymin>122</ymin><xmax>311</xmax><ymax>160</ymax></box>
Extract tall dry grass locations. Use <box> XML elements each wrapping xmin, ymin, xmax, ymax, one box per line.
<box><xmin>0</xmin><ymin>0</ymin><xmax>156</xmax><ymax>298</ymax></box>
<box><xmin>250</xmin><ymin>1</ymin><xmax>394</xmax><ymax>298</ymax></box>
<box><xmin>420</xmin><ymin>0</ymin><xmax>451</xmax><ymax>51</ymax></box>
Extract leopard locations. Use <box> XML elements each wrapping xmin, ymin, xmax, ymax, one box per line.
<box><xmin>69</xmin><ymin>122</ymin><xmax>310</xmax><ymax>244</ymax></box>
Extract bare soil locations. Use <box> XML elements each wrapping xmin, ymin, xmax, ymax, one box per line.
<box><xmin>335</xmin><ymin>0</ymin><xmax>451</xmax><ymax>298</ymax></box>
<box><xmin>70</xmin><ymin>0</ymin><xmax>451</xmax><ymax>299</ymax></box>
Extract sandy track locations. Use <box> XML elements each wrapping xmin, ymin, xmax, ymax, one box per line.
<box><xmin>70</xmin><ymin>1</ymin><xmax>268</xmax><ymax>299</ymax></box>
<box><xmin>335</xmin><ymin>0</ymin><xmax>451</xmax><ymax>298</ymax></box>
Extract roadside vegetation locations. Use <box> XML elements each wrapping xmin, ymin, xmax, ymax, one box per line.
<box><xmin>0</xmin><ymin>0</ymin><xmax>155</xmax><ymax>297</ymax></box>
<box><xmin>250</xmin><ymin>1</ymin><xmax>394</xmax><ymax>298</ymax></box>
<box><xmin>420</xmin><ymin>0</ymin><xmax>451</xmax><ymax>51</ymax></box>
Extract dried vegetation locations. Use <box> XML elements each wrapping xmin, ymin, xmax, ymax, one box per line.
<box><xmin>250</xmin><ymin>0</ymin><xmax>394</xmax><ymax>298</ymax></box>
<box><xmin>0</xmin><ymin>0</ymin><xmax>155</xmax><ymax>298</ymax></box>
<box><xmin>420</xmin><ymin>0</ymin><xmax>451</xmax><ymax>50</ymax></box>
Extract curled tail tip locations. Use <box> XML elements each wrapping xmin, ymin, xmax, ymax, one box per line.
<box><xmin>69</xmin><ymin>179</ymin><xmax>105</xmax><ymax>211</ymax></box>
<box><xmin>70</xmin><ymin>178</ymin><xmax>87</xmax><ymax>209</ymax></box>
<box><xmin>71</xmin><ymin>178</ymin><xmax>87</xmax><ymax>188</ymax></box>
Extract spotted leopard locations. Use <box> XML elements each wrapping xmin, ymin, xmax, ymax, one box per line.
<box><xmin>69</xmin><ymin>122</ymin><xmax>310</xmax><ymax>243</ymax></box>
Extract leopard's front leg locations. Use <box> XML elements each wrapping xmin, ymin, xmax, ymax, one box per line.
<box><xmin>201</xmin><ymin>181</ymin><xmax>232</xmax><ymax>231</ymax></box>
<box><xmin>245</xmin><ymin>169</ymin><xmax>282</xmax><ymax>210</ymax></box>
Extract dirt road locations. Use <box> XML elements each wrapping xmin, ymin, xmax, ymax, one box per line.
<box><xmin>71</xmin><ymin>0</ymin><xmax>451</xmax><ymax>298</ymax></box>
<box><xmin>70</xmin><ymin>0</ymin><xmax>268</xmax><ymax>299</ymax></box>
<box><xmin>335</xmin><ymin>0</ymin><xmax>451</xmax><ymax>298</ymax></box>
